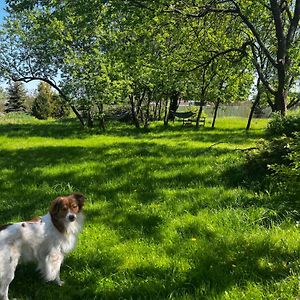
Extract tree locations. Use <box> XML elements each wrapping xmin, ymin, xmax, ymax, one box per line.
<box><xmin>175</xmin><ymin>0</ymin><xmax>300</xmax><ymax>115</ymax></box>
<box><xmin>4</xmin><ymin>81</ymin><xmax>26</xmax><ymax>113</ymax></box>
<box><xmin>0</xmin><ymin>87</ymin><xmax>7</xmax><ymax>113</ymax></box>
<box><xmin>50</xmin><ymin>94</ymin><xmax>70</xmax><ymax>119</ymax></box>
<box><xmin>32</xmin><ymin>82</ymin><xmax>52</xmax><ymax>119</ymax></box>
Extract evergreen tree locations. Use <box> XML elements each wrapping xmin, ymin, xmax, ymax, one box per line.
<box><xmin>4</xmin><ymin>81</ymin><xmax>27</xmax><ymax>113</ymax></box>
<box><xmin>32</xmin><ymin>82</ymin><xmax>52</xmax><ymax>119</ymax></box>
<box><xmin>50</xmin><ymin>94</ymin><xmax>70</xmax><ymax>119</ymax></box>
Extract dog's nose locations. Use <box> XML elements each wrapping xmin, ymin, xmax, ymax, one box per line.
<box><xmin>68</xmin><ymin>215</ymin><xmax>76</xmax><ymax>222</ymax></box>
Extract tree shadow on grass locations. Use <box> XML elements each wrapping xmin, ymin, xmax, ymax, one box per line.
<box><xmin>0</xmin><ymin>139</ymin><xmax>236</xmax><ymax>221</ymax></box>
<box><xmin>0</xmin><ymin>119</ymin><xmax>87</xmax><ymax>139</ymax></box>
<box><xmin>107</xmin><ymin>123</ymin><xmax>265</xmax><ymax>146</ymax></box>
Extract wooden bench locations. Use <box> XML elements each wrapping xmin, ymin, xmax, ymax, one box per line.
<box><xmin>173</xmin><ymin>111</ymin><xmax>206</xmax><ymax>127</ymax></box>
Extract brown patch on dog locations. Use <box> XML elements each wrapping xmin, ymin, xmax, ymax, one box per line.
<box><xmin>50</xmin><ymin>193</ymin><xmax>85</xmax><ymax>233</ymax></box>
<box><xmin>27</xmin><ymin>216</ymin><xmax>42</xmax><ymax>223</ymax></box>
<box><xmin>0</xmin><ymin>224</ymin><xmax>12</xmax><ymax>231</ymax></box>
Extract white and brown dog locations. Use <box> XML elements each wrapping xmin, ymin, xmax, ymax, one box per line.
<box><xmin>0</xmin><ymin>193</ymin><xmax>85</xmax><ymax>300</ymax></box>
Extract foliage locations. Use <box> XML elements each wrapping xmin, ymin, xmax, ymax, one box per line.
<box><xmin>32</xmin><ymin>82</ymin><xmax>52</xmax><ymax>119</ymax></box>
<box><xmin>246</xmin><ymin>135</ymin><xmax>296</xmax><ymax>177</ymax></box>
<box><xmin>0</xmin><ymin>0</ymin><xmax>256</xmax><ymax>128</ymax></box>
<box><xmin>245</xmin><ymin>112</ymin><xmax>300</xmax><ymax>212</ymax></box>
<box><xmin>269</xmin><ymin>133</ymin><xmax>300</xmax><ymax>203</ymax></box>
<box><xmin>266</xmin><ymin>110</ymin><xmax>300</xmax><ymax>137</ymax></box>
<box><xmin>4</xmin><ymin>81</ymin><xmax>27</xmax><ymax>113</ymax></box>
<box><xmin>32</xmin><ymin>82</ymin><xmax>70</xmax><ymax>119</ymax></box>
<box><xmin>50</xmin><ymin>94</ymin><xmax>70</xmax><ymax>119</ymax></box>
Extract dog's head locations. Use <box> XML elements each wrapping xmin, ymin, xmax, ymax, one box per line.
<box><xmin>50</xmin><ymin>193</ymin><xmax>85</xmax><ymax>232</ymax></box>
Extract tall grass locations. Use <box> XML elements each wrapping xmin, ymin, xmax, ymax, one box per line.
<box><xmin>0</xmin><ymin>115</ymin><xmax>299</xmax><ymax>300</ymax></box>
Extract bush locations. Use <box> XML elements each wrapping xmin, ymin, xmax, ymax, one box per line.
<box><xmin>50</xmin><ymin>95</ymin><xmax>70</xmax><ymax>119</ymax></box>
<box><xmin>245</xmin><ymin>135</ymin><xmax>293</xmax><ymax>177</ymax></box>
<box><xmin>268</xmin><ymin>134</ymin><xmax>300</xmax><ymax>195</ymax></box>
<box><xmin>245</xmin><ymin>112</ymin><xmax>300</xmax><ymax>213</ymax></box>
<box><xmin>266</xmin><ymin>109</ymin><xmax>300</xmax><ymax>137</ymax></box>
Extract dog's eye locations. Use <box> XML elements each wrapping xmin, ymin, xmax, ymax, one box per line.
<box><xmin>72</xmin><ymin>205</ymin><xmax>78</xmax><ymax>209</ymax></box>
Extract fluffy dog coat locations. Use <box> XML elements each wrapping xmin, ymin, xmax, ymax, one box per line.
<box><xmin>0</xmin><ymin>193</ymin><xmax>85</xmax><ymax>300</ymax></box>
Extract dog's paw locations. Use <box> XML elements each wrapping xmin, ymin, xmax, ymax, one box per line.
<box><xmin>56</xmin><ymin>279</ymin><xmax>65</xmax><ymax>286</ymax></box>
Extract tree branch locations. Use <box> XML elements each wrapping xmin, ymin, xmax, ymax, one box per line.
<box><xmin>250</xmin><ymin>43</ymin><xmax>276</xmax><ymax>95</ymax></box>
<box><xmin>232</xmin><ymin>2</ymin><xmax>277</xmax><ymax>68</ymax></box>
<box><xmin>286</xmin><ymin>0</ymin><xmax>300</xmax><ymax>48</ymax></box>
<box><xmin>177</xmin><ymin>41</ymin><xmax>251</xmax><ymax>72</ymax></box>
<box><xmin>12</xmin><ymin>75</ymin><xmax>85</xmax><ymax>126</ymax></box>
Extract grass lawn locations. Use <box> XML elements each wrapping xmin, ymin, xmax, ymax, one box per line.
<box><xmin>0</xmin><ymin>114</ymin><xmax>299</xmax><ymax>299</ymax></box>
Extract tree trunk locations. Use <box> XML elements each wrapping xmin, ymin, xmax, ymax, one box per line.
<box><xmin>246</xmin><ymin>86</ymin><xmax>261</xmax><ymax>131</ymax></box>
<box><xmin>266</xmin><ymin>92</ymin><xmax>276</xmax><ymax>112</ymax></box>
<box><xmin>87</xmin><ymin>109</ymin><xmax>93</xmax><ymax>128</ymax></box>
<box><xmin>153</xmin><ymin>99</ymin><xmax>159</xmax><ymax>120</ymax></box>
<box><xmin>136</xmin><ymin>90</ymin><xmax>146</xmax><ymax>117</ymax></box>
<box><xmin>158</xmin><ymin>98</ymin><xmax>162</xmax><ymax>120</ymax></box>
<box><xmin>164</xmin><ymin>97</ymin><xmax>169</xmax><ymax>126</ymax></box>
<box><xmin>195</xmin><ymin>105</ymin><xmax>203</xmax><ymax>129</ymax></box>
<box><xmin>14</xmin><ymin>77</ymin><xmax>86</xmax><ymax>127</ymax></box>
<box><xmin>70</xmin><ymin>105</ymin><xmax>85</xmax><ymax>127</ymax></box>
<box><xmin>274</xmin><ymin>89</ymin><xmax>287</xmax><ymax>116</ymax></box>
<box><xmin>211</xmin><ymin>98</ymin><xmax>220</xmax><ymax>129</ymax></box>
<box><xmin>144</xmin><ymin>91</ymin><xmax>151</xmax><ymax>129</ymax></box>
<box><xmin>129</xmin><ymin>94</ymin><xmax>140</xmax><ymax>129</ymax></box>
<box><xmin>97</xmin><ymin>103</ymin><xmax>105</xmax><ymax>131</ymax></box>
<box><xmin>168</xmin><ymin>91</ymin><xmax>180</xmax><ymax>121</ymax></box>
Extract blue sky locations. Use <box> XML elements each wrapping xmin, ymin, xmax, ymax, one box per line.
<box><xmin>0</xmin><ymin>0</ymin><xmax>7</xmax><ymax>24</ymax></box>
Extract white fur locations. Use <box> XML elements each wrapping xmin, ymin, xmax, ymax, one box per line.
<box><xmin>0</xmin><ymin>212</ymin><xmax>84</xmax><ymax>300</ymax></box>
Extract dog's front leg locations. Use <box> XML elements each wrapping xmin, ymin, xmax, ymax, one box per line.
<box><xmin>42</xmin><ymin>252</ymin><xmax>64</xmax><ymax>286</ymax></box>
<box><xmin>0</xmin><ymin>284</ymin><xmax>9</xmax><ymax>300</ymax></box>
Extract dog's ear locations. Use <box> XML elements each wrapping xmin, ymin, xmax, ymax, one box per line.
<box><xmin>50</xmin><ymin>197</ymin><xmax>63</xmax><ymax>216</ymax></box>
<box><xmin>71</xmin><ymin>193</ymin><xmax>85</xmax><ymax>211</ymax></box>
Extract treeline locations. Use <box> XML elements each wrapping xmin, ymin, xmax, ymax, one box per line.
<box><xmin>0</xmin><ymin>81</ymin><xmax>69</xmax><ymax>119</ymax></box>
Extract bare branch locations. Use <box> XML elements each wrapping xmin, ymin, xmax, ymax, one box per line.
<box><xmin>250</xmin><ymin>43</ymin><xmax>276</xmax><ymax>95</ymax></box>
<box><xmin>286</xmin><ymin>0</ymin><xmax>300</xmax><ymax>48</ymax></box>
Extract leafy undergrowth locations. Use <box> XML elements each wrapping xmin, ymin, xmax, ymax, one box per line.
<box><xmin>1</xmin><ymin>114</ymin><xmax>299</xmax><ymax>300</ymax></box>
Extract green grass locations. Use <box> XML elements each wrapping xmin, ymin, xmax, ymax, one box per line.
<box><xmin>1</xmin><ymin>114</ymin><xmax>299</xmax><ymax>300</ymax></box>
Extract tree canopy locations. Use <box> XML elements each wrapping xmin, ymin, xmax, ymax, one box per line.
<box><xmin>0</xmin><ymin>0</ymin><xmax>299</xmax><ymax>126</ymax></box>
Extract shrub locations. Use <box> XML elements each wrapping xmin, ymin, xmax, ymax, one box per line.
<box><xmin>245</xmin><ymin>136</ymin><xmax>293</xmax><ymax>177</ymax></box>
<box><xmin>268</xmin><ymin>133</ymin><xmax>300</xmax><ymax>210</ymax></box>
<box><xmin>266</xmin><ymin>110</ymin><xmax>300</xmax><ymax>137</ymax></box>
<box><xmin>245</xmin><ymin>111</ymin><xmax>300</xmax><ymax>213</ymax></box>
